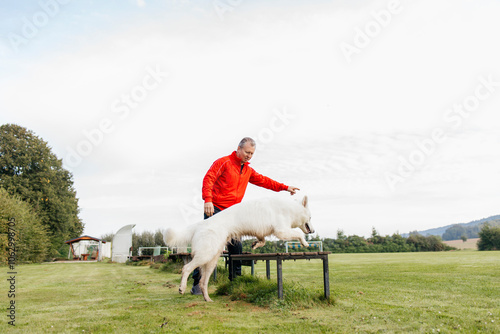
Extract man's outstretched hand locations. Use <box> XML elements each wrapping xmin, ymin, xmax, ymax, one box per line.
<box><xmin>287</xmin><ymin>186</ymin><xmax>300</xmax><ymax>195</ymax></box>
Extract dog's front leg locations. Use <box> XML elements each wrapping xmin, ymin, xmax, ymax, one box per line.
<box><xmin>299</xmin><ymin>236</ymin><xmax>309</xmax><ymax>248</ymax></box>
<box><xmin>274</xmin><ymin>229</ymin><xmax>309</xmax><ymax>248</ymax></box>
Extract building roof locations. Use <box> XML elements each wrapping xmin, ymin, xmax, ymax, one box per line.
<box><xmin>64</xmin><ymin>235</ymin><xmax>107</xmax><ymax>244</ymax></box>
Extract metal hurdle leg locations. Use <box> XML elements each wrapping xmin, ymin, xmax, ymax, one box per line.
<box><xmin>230</xmin><ymin>255</ymin><xmax>234</xmax><ymax>281</ymax></box>
<box><xmin>322</xmin><ymin>254</ymin><xmax>330</xmax><ymax>299</ymax></box>
<box><xmin>276</xmin><ymin>257</ymin><xmax>283</xmax><ymax>299</ymax></box>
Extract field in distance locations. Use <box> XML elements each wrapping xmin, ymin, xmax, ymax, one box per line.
<box><xmin>443</xmin><ymin>238</ymin><xmax>479</xmax><ymax>250</ymax></box>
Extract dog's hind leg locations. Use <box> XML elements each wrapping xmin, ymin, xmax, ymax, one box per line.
<box><xmin>199</xmin><ymin>255</ymin><xmax>219</xmax><ymax>302</ymax></box>
<box><xmin>252</xmin><ymin>237</ymin><xmax>266</xmax><ymax>250</ymax></box>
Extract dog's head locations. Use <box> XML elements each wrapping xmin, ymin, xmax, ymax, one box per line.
<box><xmin>298</xmin><ymin>195</ymin><xmax>315</xmax><ymax>235</ymax></box>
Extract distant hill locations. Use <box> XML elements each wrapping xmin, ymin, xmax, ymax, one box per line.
<box><xmin>402</xmin><ymin>215</ymin><xmax>500</xmax><ymax>239</ymax></box>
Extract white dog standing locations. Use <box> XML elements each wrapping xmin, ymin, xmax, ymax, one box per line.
<box><xmin>164</xmin><ymin>195</ymin><xmax>314</xmax><ymax>302</ymax></box>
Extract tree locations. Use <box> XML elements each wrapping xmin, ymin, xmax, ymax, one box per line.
<box><xmin>0</xmin><ymin>124</ymin><xmax>83</xmax><ymax>256</ymax></box>
<box><xmin>336</xmin><ymin>229</ymin><xmax>346</xmax><ymax>240</ymax></box>
<box><xmin>154</xmin><ymin>229</ymin><xmax>166</xmax><ymax>247</ymax></box>
<box><xmin>368</xmin><ymin>227</ymin><xmax>385</xmax><ymax>245</ymax></box>
<box><xmin>461</xmin><ymin>235</ymin><xmax>467</xmax><ymax>243</ymax></box>
<box><xmin>477</xmin><ymin>223</ymin><xmax>500</xmax><ymax>251</ymax></box>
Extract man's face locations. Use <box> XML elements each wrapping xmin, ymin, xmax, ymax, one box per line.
<box><xmin>236</xmin><ymin>142</ymin><xmax>255</xmax><ymax>164</ymax></box>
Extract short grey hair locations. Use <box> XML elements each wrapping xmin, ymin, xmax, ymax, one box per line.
<box><xmin>238</xmin><ymin>137</ymin><xmax>256</xmax><ymax>149</ymax></box>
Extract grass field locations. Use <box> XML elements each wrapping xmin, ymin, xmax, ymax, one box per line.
<box><xmin>1</xmin><ymin>251</ymin><xmax>499</xmax><ymax>333</ymax></box>
<box><xmin>443</xmin><ymin>238</ymin><xmax>479</xmax><ymax>250</ymax></box>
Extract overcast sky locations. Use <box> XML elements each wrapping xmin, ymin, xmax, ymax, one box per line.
<box><xmin>1</xmin><ymin>0</ymin><xmax>499</xmax><ymax>239</ymax></box>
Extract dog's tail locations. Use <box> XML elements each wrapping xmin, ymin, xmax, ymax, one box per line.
<box><xmin>164</xmin><ymin>224</ymin><xmax>197</xmax><ymax>248</ymax></box>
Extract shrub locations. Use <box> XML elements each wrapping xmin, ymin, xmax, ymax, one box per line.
<box><xmin>477</xmin><ymin>223</ymin><xmax>500</xmax><ymax>251</ymax></box>
<box><xmin>0</xmin><ymin>188</ymin><xmax>50</xmax><ymax>263</ymax></box>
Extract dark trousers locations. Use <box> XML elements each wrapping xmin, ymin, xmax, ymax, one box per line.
<box><xmin>227</xmin><ymin>238</ymin><xmax>242</xmax><ymax>281</ymax></box>
<box><xmin>192</xmin><ymin>205</ymin><xmax>244</xmax><ymax>285</ymax></box>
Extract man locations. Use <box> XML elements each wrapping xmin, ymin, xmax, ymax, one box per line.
<box><xmin>190</xmin><ymin>137</ymin><xmax>299</xmax><ymax>295</ymax></box>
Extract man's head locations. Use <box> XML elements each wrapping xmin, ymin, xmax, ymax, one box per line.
<box><xmin>236</xmin><ymin>137</ymin><xmax>256</xmax><ymax>164</ymax></box>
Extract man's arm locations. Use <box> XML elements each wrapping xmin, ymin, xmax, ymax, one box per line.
<box><xmin>249</xmin><ymin>169</ymin><xmax>299</xmax><ymax>195</ymax></box>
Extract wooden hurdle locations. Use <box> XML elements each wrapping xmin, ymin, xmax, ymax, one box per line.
<box><xmin>229</xmin><ymin>252</ymin><xmax>331</xmax><ymax>299</ymax></box>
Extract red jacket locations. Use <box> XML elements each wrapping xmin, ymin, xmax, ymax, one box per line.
<box><xmin>202</xmin><ymin>151</ymin><xmax>288</xmax><ymax>210</ymax></box>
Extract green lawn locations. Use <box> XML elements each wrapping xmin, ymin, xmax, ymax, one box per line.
<box><xmin>1</xmin><ymin>251</ymin><xmax>499</xmax><ymax>333</ymax></box>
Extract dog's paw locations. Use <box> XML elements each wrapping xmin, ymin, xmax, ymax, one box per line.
<box><xmin>300</xmin><ymin>240</ymin><xmax>309</xmax><ymax>248</ymax></box>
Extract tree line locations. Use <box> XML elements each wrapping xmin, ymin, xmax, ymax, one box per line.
<box><xmin>124</xmin><ymin>228</ymin><xmax>456</xmax><ymax>255</ymax></box>
<box><xmin>241</xmin><ymin>228</ymin><xmax>456</xmax><ymax>253</ymax></box>
<box><xmin>111</xmin><ymin>224</ymin><xmax>500</xmax><ymax>255</ymax></box>
<box><xmin>243</xmin><ymin>225</ymin><xmax>499</xmax><ymax>253</ymax></box>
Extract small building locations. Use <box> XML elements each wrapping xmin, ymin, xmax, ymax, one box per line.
<box><xmin>65</xmin><ymin>235</ymin><xmax>109</xmax><ymax>261</ymax></box>
<box><xmin>111</xmin><ymin>224</ymin><xmax>135</xmax><ymax>263</ymax></box>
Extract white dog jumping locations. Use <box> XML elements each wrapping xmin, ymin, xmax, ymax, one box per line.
<box><xmin>164</xmin><ymin>195</ymin><xmax>314</xmax><ymax>302</ymax></box>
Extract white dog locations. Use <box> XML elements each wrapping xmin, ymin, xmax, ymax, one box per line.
<box><xmin>164</xmin><ymin>195</ymin><xmax>314</xmax><ymax>302</ymax></box>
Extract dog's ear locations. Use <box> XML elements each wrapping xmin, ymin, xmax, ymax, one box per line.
<box><xmin>302</xmin><ymin>195</ymin><xmax>308</xmax><ymax>208</ymax></box>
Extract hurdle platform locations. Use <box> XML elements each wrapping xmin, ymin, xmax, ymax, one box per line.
<box><xmin>229</xmin><ymin>252</ymin><xmax>331</xmax><ymax>299</ymax></box>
